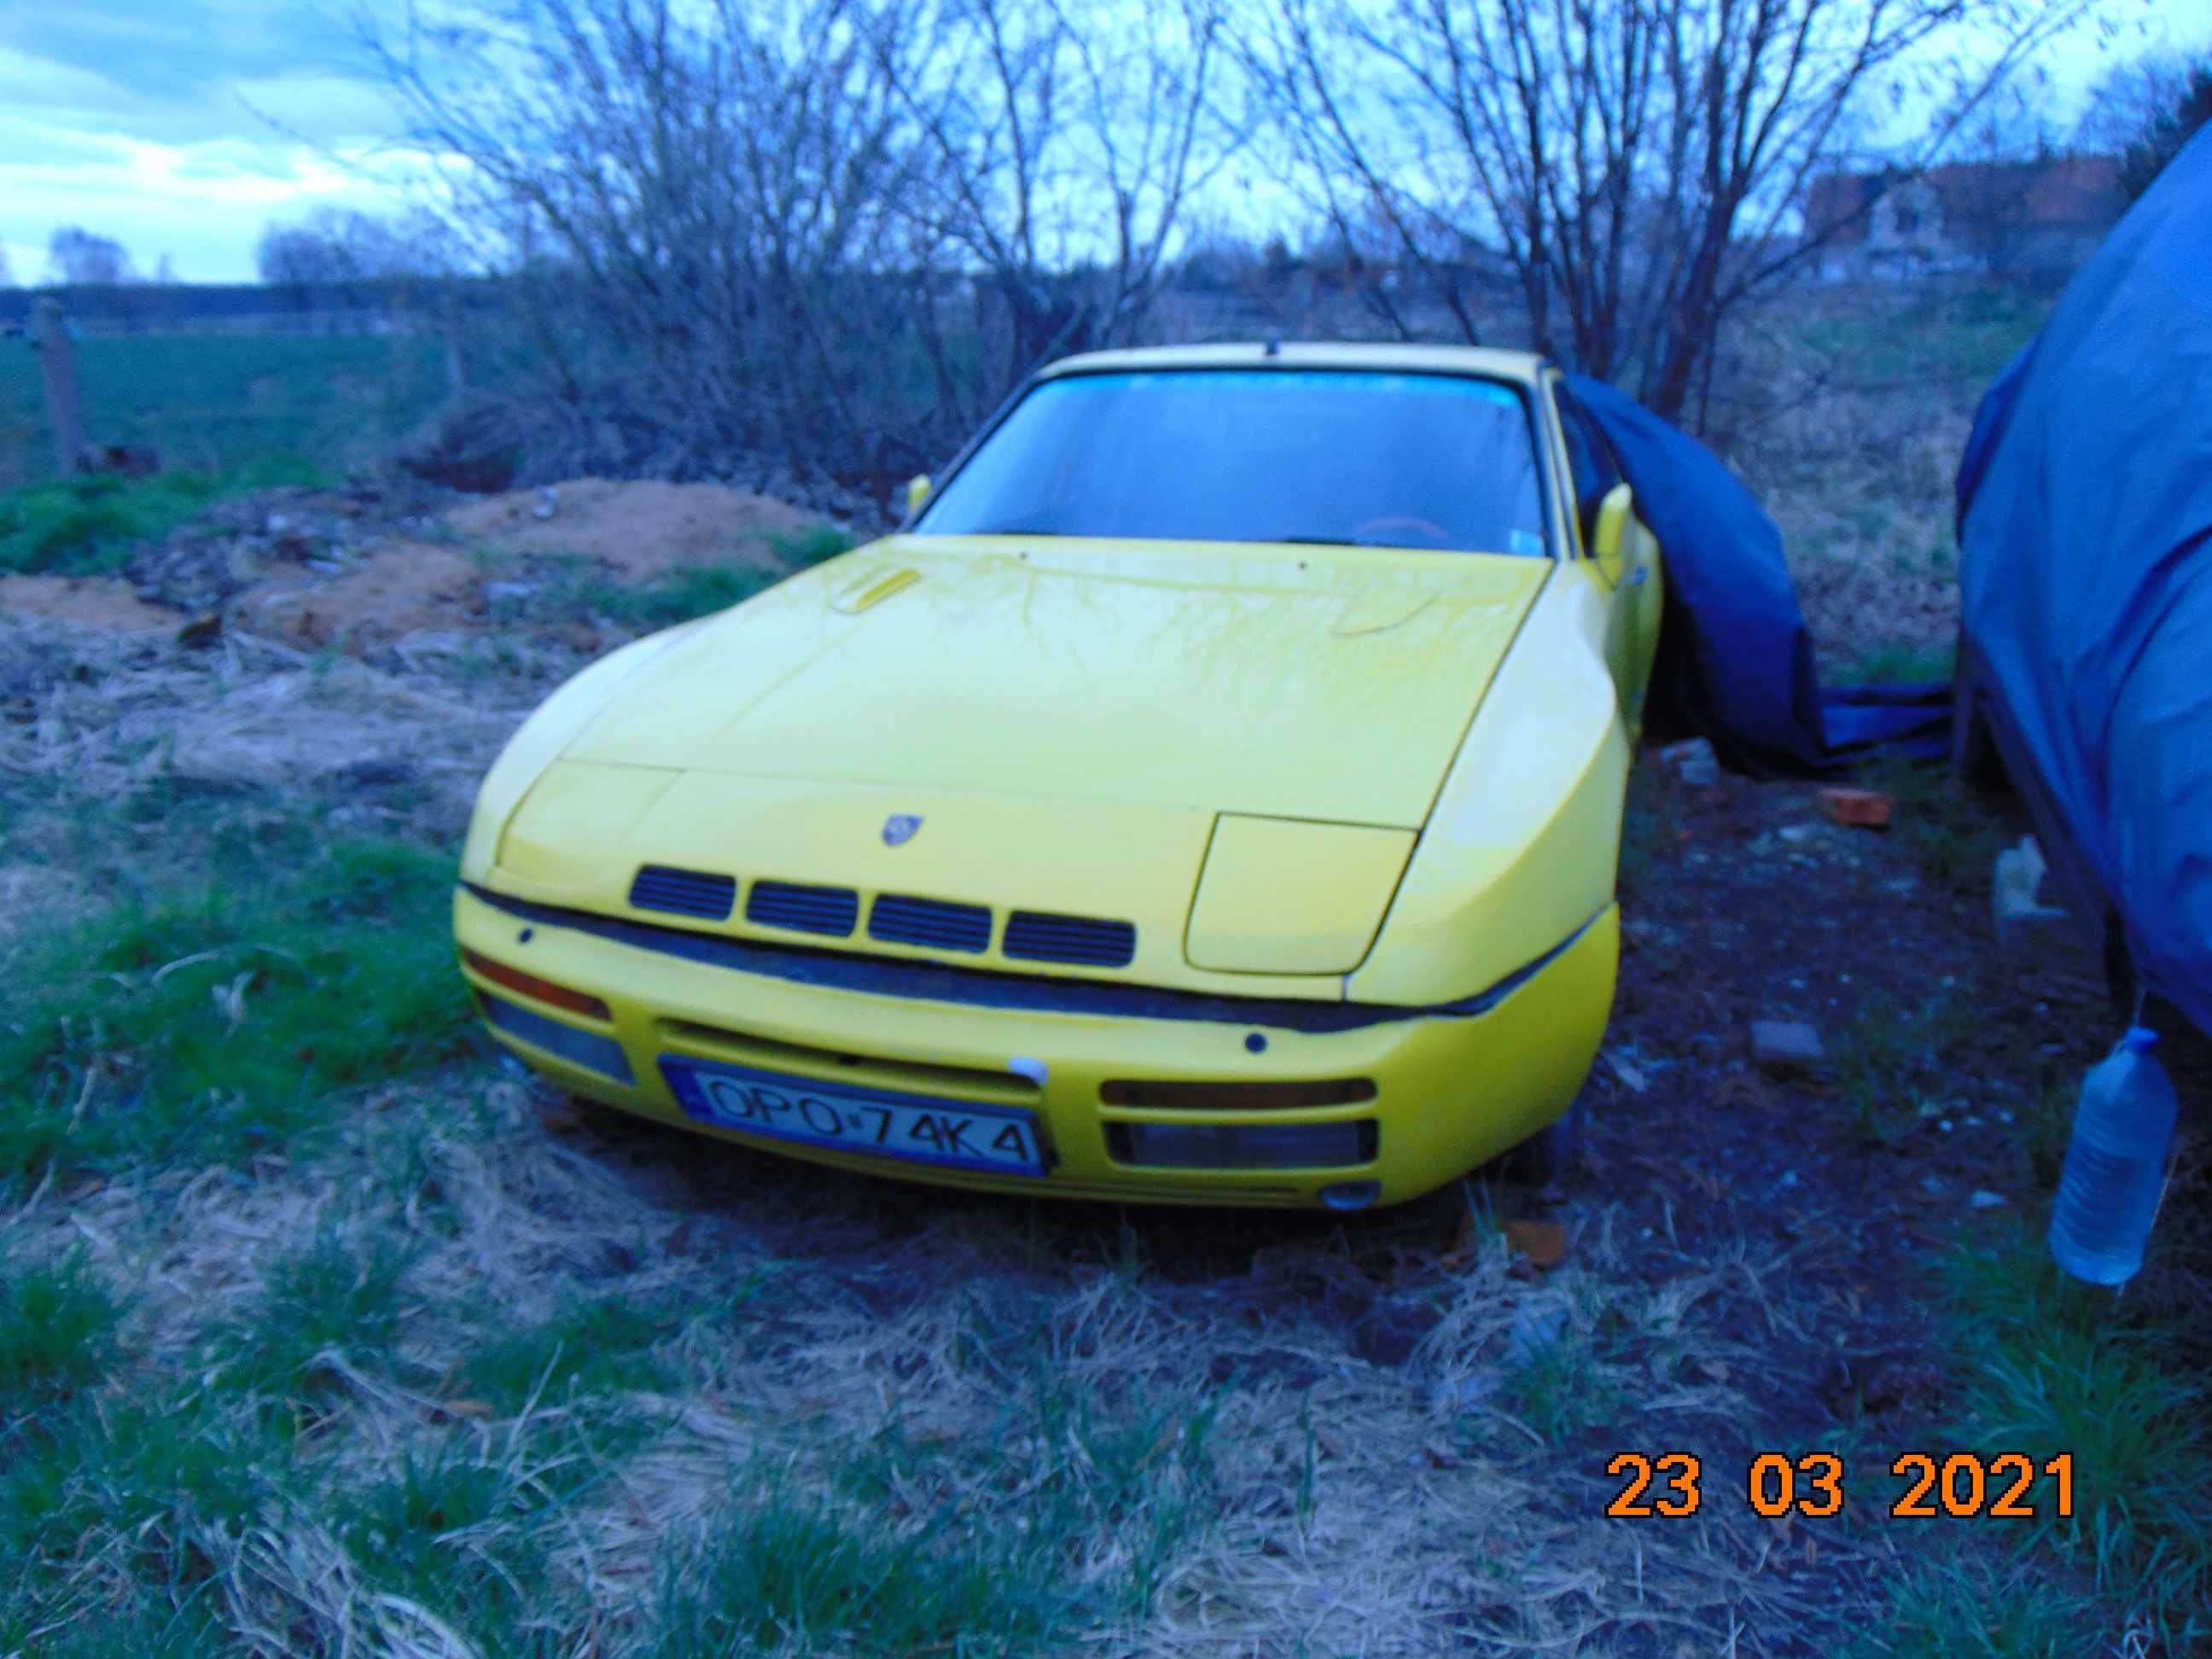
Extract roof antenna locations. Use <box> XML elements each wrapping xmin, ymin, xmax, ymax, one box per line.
<box><xmin>1263</xmin><ymin>333</ymin><xmax>1282</xmax><ymax>358</ymax></box>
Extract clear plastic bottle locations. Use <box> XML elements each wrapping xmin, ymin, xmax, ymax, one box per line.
<box><xmin>2048</xmin><ymin>1027</ymin><xmax>2180</xmax><ymax>1286</ymax></box>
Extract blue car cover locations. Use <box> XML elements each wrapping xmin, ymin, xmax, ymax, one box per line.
<box><xmin>1567</xmin><ymin>374</ymin><xmax>1949</xmax><ymax>778</ymax></box>
<box><xmin>1955</xmin><ymin>126</ymin><xmax>2212</xmax><ymax>1033</ymax></box>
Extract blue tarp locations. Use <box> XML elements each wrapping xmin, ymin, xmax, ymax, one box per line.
<box><xmin>1954</xmin><ymin>126</ymin><xmax>2212</xmax><ymax>1033</ymax></box>
<box><xmin>1567</xmin><ymin>374</ymin><xmax>1949</xmax><ymax>778</ymax></box>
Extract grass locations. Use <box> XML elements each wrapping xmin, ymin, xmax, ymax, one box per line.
<box><xmin>1872</xmin><ymin>1558</ymin><xmax>2089</xmax><ymax>1658</ymax></box>
<box><xmin>1942</xmin><ymin>1231</ymin><xmax>2212</xmax><ymax>1628</ymax></box>
<box><xmin>1796</xmin><ymin>283</ymin><xmax>2048</xmax><ymax>393</ymax></box>
<box><xmin>1504</xmin><ymin>1321</ymin><xmax>1625</xmax><ymax>1446</ymax></box>
<box><xmin>771</xmin><ymin>523</ymin><xmax>854</xmax><ymax>568</ymax></box>
<box><xmin>479</xmin><ymin>521</ymin><xmax>853</xmax><ymax>632</ymax></box>
<box><xmin>335</xmin><ymin>1435</ymin><xmax>589</xmax><ymax>1650</ymax></box>
<box><xmin>0</xmin><ymin>1254</ymin><xmax>294</xmax><ymax>1657</ymax></box>
<box><xmin>566</xmin><ymin>562</ymin><xmax>781</xmax><ymax>630</ymax></box>
<box><xmin>0</xmin><ymin>1248</ymin><xmax>124</xmax><ymax>1408</ymax></box>
<box><xmin>1831</xmin><ymin>986</ymin><xmax>1978</xmax><ymax>1146</ymax></box>
<box><xmin>810</xmin><ymin>1374</ymin><xmax>1226</xmax><ymax>1644</ymax></box>
<box><xmin>0</xmin><ymin>836</ymin><xmax>480</xmax><ymax>1192</ymax></box>
<box><xmin>1848</xmin><ymin>639</ymin><xmax>1956</xmax><ymax>685</ymax></box>
<box><xmin>0</xmin><ymin>1391</ymin><xmax>290</xmax><ymax>1655</ymax></box>
<box><xmin>475</xmin><ymin>520</ymin><xmax>853</xmax><ymax>637</ymax></box>
<box><xmin>457</xmin><ymin>1289</ymin><xmax>690</xmax><ymax>1410</ymax></box>
<box><xmin>0</xmin><ymin>1192</ymin><xmax>1234</xmax><ymax>1656</ymax></box>
<box><xmin>1869</xmin><ymin>1223</ymin><xmax>2212</xmax><ymax>1654</ymax></box>
<box><xmin>0</xmin><ymin>330</ymin><xmax>446</xmax><ymax>485</ymax></box>
<box><xmin>211</xmin><ymin>1229</ymin><xmax>415</xmax><ymax>1404</ymax></box>
<box><xmin>0</xmin><ymin>460</ymin><xmax>329</xmax><ymax>577</ymax></box>
<box><xmin>1862</xmin><ymin>753</ymin><xmax>2011</xmax><ymax>894</ymax></box>
<box><xmin>658</xmin><ymin>1485</ymin><xmax>1057</xmax><ymax>1657</ymax></box>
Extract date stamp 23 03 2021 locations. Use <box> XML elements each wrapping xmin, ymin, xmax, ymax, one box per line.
<box><xmin>1604</xmin><ymin>1451</ymin><xmax>2076</xmax><ymax>1520</ymax></box>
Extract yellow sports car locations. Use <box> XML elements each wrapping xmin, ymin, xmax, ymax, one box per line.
<box><xmin>455</xmin><ymin>344</ymin><xmax>1664</xmax><ymax>1208</ymax></box>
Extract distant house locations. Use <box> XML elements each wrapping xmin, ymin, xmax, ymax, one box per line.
<box><xmin>1802</xmin><ymin>154</ymin><xmax>2127</xmax><ymax>285</ymax></box>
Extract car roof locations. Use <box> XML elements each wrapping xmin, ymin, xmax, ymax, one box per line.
<box><xmin>1035</xmin><ymin>341</ymin><xmax>1548</xmax><ymax>386</ymax></box>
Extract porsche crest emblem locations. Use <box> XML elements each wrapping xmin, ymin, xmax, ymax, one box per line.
<box><xmin>882</xmin><ymin>813</ymin><xmax>923</xmax><ymax>847</ymax></box>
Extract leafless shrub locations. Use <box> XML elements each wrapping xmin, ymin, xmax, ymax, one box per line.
<box><xmin>354</xmin><ymin>0</ymin><xmax>1237</xmax><ymax>506</ymax></box>
<box><xmin>1238</xmin><ymin>0</ymin><xmax>2096</xmax><ymax>426</ymax></box>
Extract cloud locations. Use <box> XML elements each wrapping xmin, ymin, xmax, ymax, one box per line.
<box><xmin>1</xmin><ymin>134</ymin><xmax>415</xmax><ymax>283</ymax></box>
<box><xmin>0</xmin><ymin>4</ymin><xmax>417</xmax><ymax>282</ymax></box>
<box><xmin>7</xmin><ymin>3</ymin><xmax>360</xmax><ymax>114</ymax></box>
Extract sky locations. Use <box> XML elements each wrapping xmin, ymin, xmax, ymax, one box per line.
<box><xmin>3</xmin><ymin>0</ymin><xmax>2210</xmax><ymax>288</ymax></box>
<box><xmin>0</xmin><ymin>1</ymin><xmax>418</xmax><ymax>285</ymax></box>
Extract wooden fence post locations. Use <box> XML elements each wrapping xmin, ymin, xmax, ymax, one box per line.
<box><xmin>441</xmin><ymin>285</ymin><xmax>468</xmax><ymax>404</ymax></box>
<box><xmin>33</xmin><ymin>298</ymin><xmax>87</xmax><ymax>475</ymax></box>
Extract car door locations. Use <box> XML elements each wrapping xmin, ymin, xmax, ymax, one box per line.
<box><xmin>1548</xmin><ymin>375</ymin><xmax>1662</xmax><ymax>730</ymax></box>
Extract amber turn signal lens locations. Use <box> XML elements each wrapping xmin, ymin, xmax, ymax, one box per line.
<box><xmin>459</xmin><ymin>947</ymin><xmax>611</xmax><ymax>1021</ymax></box>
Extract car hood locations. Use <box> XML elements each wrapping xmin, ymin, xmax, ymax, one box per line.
<box><xmin>560</xmin><ymin>535</ymin><xmax>1549</xmax><ymax>828</ymax></box>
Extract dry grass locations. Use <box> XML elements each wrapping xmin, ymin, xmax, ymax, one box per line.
<box><xmin>9</xmin><ymin>1061</ymin><xmax>1833</xmax><ymax>1656</ymax></box>
<box><xmin>1706</xmin><ymin>282</ymin><xmax>2047</xmax><ymax>677</ymax></box>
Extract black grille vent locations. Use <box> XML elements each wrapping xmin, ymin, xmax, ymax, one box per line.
<box><xmin>628</xmin><ymin>865</ymin><xmax>736</xmax><ymax>921</ymax></box>
<box><xmin>1004</xmin><ymin>911</ymin><xmax>1137</xmax><ymax>968</ymax></box>
<box><xmin>869</xmin><ymin>894</ymin><xmax>992</xmax><ymax>953</ymax></box>
<box><xmin>746</xmin><ymin>881</ymin><xmax>859</xmax><ymax>937</ymax></box>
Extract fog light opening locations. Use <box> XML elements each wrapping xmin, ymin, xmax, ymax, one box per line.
<box><xmin>475</xmin><ymin>990</ymin><xmax>636</xmax><ymax>1086</ymax></box>
<box><xmin>1320</xmin><ymin>1180</ymin><xmax>1382</xmax><ymax>1212</ymax></box>
<box><xmin>1108</xmin><ymin>1120</ymin><xmax>1376</xmax><ymax>1170</ymax></box>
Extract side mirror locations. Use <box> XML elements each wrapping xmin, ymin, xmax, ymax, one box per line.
<box><xmin>904</xmin><ymin>474</ymin><xmax>932</xmax><ymax>519</ymax></box>
<box><xmin>1588</xmin><ymin>480</ymin><xmax>1633</xmax><ymax>564</ymax></box>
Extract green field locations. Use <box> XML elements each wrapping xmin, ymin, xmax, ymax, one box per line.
<box><xmin>0</xmin><ymin>331</ymin><xmax>448</xmax><ymax>488</ymax></box>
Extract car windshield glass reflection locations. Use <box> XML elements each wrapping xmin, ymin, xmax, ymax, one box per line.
<box><xmin>916</xmin><ymin>369</ymin><xmax>1550</xmax><ymax>556</ymax></box>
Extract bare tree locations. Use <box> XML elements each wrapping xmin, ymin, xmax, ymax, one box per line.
<box><xmin>259</xmin><ymin>207</ymin><xmax>455</xmax><ymax>288</ymax></box>
<box><xmin>360</xmin><ymin>0</ymin><xmax>967</xmax><ymax>488</ymax></box>
<box><xmin>2075</xmin><ymin>49</ymin><xmax>2201</xmax><ymax>152</ymax></box>
<box><xmin>46</xmin><ymin>227</ymin><xmax>137</xmax><ymax>287</ymax></box>
<box><xmin>887</xmin><ymin>0</ymin><xmax>1240</xmax><ymax>393</ymax></box>
<box><xmin>1241</xmin><ymin>0</ymin><xmax>2093</xmax><ymax>425</ymax></box>
<box><xmin>2077</xmin><ymin>48</ymin><xmax>2212</xmax><ymax>197</ymax></box>
<box><xmin>352</xmin><ymin>0</ymin><xmax>1235</xmax><ymax>498</ymax></box>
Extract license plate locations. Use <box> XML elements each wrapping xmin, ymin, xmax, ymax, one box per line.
<box><xmin>658</xmin><ymin>1057</ymin><xmax>1048</xmax><ymax>1177</ymax></box>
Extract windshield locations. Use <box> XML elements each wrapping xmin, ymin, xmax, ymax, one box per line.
<box><xmin>916</xmin><ymin>369</ymin><xmax>1550</xmax><ymax>556</ymax></box>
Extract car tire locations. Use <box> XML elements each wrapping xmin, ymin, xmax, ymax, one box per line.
<box><xmin>1951</xmin><ymin>631</ymin><xmax>2008</xmax><ymax>795</ymax></box>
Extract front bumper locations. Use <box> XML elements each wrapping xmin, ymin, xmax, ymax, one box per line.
<box><xmin>453</xmin><ymin>884</ymin><xmax>1617</xmax><ymax>1208</ymax></box>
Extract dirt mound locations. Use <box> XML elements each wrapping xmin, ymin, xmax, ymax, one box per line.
<box><xmin>0</xmin><ymin>575</ymin><xmax>177</xmax><ymax>632</ymax></box>
<box><xmin>235</xmin><ymin>541</ymin><xmax>486</xmax><ymax>651</ymax></box>
<box><xmin>125</xmin><ymin>482</ymin><xmax>440</xmax><ymax>615</ymax></box>
<box><xmin>6</xmin><ymin>477</ymin><xmax>820</xmax><ymax>652</ymax></box>
<box><xmin>444</xmin><ymin>478</ymin><xmax>805</xmax><ymax>574</ymax></box>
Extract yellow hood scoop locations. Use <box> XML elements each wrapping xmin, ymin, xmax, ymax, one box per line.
<box><xmin>831</xmin><ymin>566</ymin><xmax>923</xmax><ymax>614</ymax></box>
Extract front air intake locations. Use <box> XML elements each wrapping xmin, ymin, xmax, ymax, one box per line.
<box><xmin>869</xmin><ymin>894</ymin><xmax>992</xmax><ymax>953</ymax></box>
<box><xmin>746</xmin><ymin>881</ymin><xmax>860</xmax><ymax>937</ymax></box>
<box><xmin>1107</xmin><ymin>1120</ymin><xmax>1377</xmax><ymax>1170</ymax></box>
<box><xmin>628</xmin><ymin>865</ymin><xmax>736</xmax><ymax>921</ymax></box>
<box><xmin>1004</xmin><ymin>910</ymin><xmax>1138</xmax><ymax>968</ymax></box>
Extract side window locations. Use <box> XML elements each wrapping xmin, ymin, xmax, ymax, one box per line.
<box><xmin>1552</xmin><ymin>386</ymin><xmax>1621</xmax><ymax>551</ymax></box>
